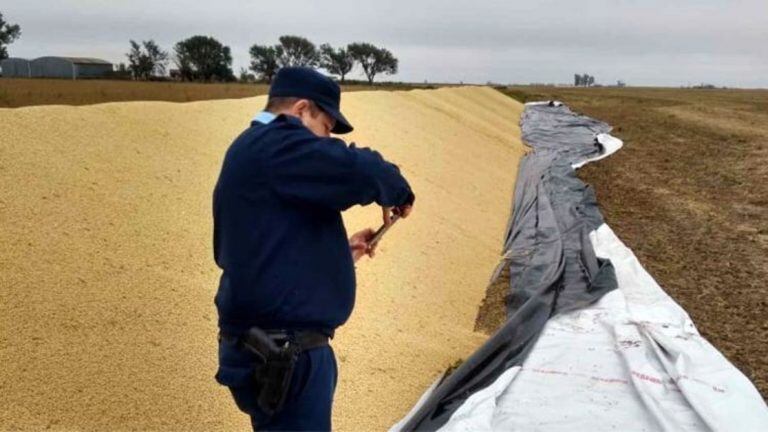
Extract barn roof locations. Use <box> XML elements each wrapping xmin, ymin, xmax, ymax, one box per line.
<box><xmin>35</xmin><ymin>56</ymin><xmax>113</xmax><ymax>65</ymax></box>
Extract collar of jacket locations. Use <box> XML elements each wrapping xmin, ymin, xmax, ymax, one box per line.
<box><xmin>252</xmin><ymin>110</ymin><xmax>277</xmax><ymax>124</ymax></box>
<box><xmin>250</xmin><ymin>113</ymin><xmax>305</xmax><ymax>128</ymax></box>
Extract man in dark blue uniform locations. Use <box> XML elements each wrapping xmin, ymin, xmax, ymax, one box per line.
<box><xmin>212</xmin><ymin>67</ymin><xmax>414</xmax><ymax>430</ymax></box>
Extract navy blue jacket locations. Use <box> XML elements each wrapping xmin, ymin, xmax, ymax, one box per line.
<box><xmin>213</xmin><ymin>114</ymin><xmax>413</xmax><ymax>335</ymax></box>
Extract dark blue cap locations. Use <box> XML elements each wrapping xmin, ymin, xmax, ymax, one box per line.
<box><xmin>269</xmin><ymin>67</ymin><xmax>353</xmax><ymax>134</ymax></box>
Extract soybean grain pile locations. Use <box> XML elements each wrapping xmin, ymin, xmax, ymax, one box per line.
<box><xmin>0</xmin><ymin>78</ymin><xmax>433</xmax><ymax>108</ymax></box>
<box><xmin>0</xmin><ymin>87</ymin><xmax>526</xmax><ymax>431</ymax></box>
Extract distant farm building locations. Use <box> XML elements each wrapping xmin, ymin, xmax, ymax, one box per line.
<box><xmin>1</xmin><ymin>57</ymin><xmax>113</xmax><ymax>79</ymax></box>
<box><xmin>0</xmin><ymin>58</ymin><xmax>32</xmax><ymax>78</ymax></box>
<box><xmin>32</xmin><ymin>57</ymin><xmax>113</xmax><ymax>79</ymax></box>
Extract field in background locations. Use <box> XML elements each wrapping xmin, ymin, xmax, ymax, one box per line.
<box><xmin>0</xmin><ymin>78</ymin><xmax>434</xmax><ymax>108</ymax></box>
<box><xmin>492</xmin><ymin>86</ymin><xmax>768</xmax><ymax>397</ymax></box>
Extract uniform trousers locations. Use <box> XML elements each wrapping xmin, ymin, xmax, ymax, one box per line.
<box><xmin>217</xmin><ymin>337</ymin><xmax>337</xmax><ymax>431</ymax></box>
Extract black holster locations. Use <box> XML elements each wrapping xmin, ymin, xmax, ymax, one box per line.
<box><xmin>239</xmin><ymin>327</ymin><xmax>329</xmax><ymax>416</ymax></box>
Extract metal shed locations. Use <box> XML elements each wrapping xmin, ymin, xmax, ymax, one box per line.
<box><xmin>0</xmin><ymin>58</ymin><xmax>32</xmax><ymax>78</ymax></box>
<box><xmin>30</xmin><ymin>57</ymin><xmax>113</xmax><ymax>79</ymax></box>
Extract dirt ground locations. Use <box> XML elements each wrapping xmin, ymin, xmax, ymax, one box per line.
<box><xmin>0</xmin><ymin>86</ymin><xmax>525</xmax><ymax>430</ymax></box>
<box><xmin>479</xmin><ymin>86</ymin><xmax>767</xmax><ymax>398</ymax></box>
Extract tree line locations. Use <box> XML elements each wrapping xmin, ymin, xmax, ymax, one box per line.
<box><xmin>574</xmin><ymin>73</ymin><xmax>596</xmax><ymax>87</ymax></box>
<box><xmin>1</xmin><ymin>10</ymin><xmax>399</xmax><ymax>84</ymax></box>
<box><xmin>124</xmin><ymin>35</ymin><xmax>398</xmax><ymax>84</ymax></box>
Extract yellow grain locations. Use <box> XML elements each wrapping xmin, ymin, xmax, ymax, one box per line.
<box><xmin>0</xmin><ymin>86</ymin><xmax>524</xmax><ymax>431</ymax></box>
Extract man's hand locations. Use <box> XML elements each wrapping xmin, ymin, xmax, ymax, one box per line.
<box><xmin>349</xmin><ymin>228</ymin><xmax>377</xmax><ymax>262</ymax></box>
<box><xmin>382</xmin><ymin>204</ymin><xmax>413</xmax><ymax>226</ymax></box>
<box><xmin>383</xmin><ymin>191</ymin><xmax>415</xmax><ymax>225</ymax></box>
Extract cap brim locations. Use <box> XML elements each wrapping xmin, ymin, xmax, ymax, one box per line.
<box><xmin>316</xmin><ymin>101</ymin><xmax>353</xmax><ymax>134</ymax></box>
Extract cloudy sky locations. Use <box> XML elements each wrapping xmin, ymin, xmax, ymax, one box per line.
<box><xmin>3</xmin><ymin>0</ymin><xmax>767</xmax><ymax>87</ymax></box>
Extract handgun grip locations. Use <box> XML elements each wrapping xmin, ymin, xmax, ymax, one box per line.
<box><xmin>242</xmin><ymin>327</ymin><xmax>280</xmax><ymax>363</ymax></box>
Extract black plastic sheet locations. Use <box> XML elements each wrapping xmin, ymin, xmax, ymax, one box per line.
<box><xmin>400</xmin><ymin>102</ymin><xmax>619</xmax><ymax>431</ymax></box>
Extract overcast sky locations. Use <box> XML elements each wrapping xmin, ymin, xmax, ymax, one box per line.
<box><xmin>3</xmin><ymin>0</ymin><xmax>767</xmax><ymax>87</ymax></box>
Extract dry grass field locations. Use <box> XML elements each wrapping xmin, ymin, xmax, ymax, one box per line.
<box><xmin>490</xmin><ymin>86</ymin><xmax>768</xmax><ymax>398</ymax></box>
<box><xmin>0</xmin><ymin>78</ymin><xmax>432</xmax><ymax>108</ymax></box>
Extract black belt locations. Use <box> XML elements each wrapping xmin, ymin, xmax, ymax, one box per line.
<box><xmin>219</xmin><ymin>329</ymin><xmax>330</xmax><ymax>353</ymax></box>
